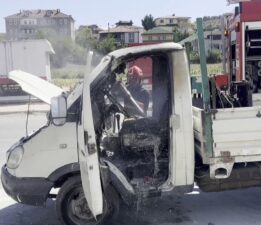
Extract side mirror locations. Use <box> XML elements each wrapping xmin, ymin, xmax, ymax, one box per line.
<box><xmin>50</xmin><ymin>94</ymin><xmax>67</xmax><ymax>126</ymax></box>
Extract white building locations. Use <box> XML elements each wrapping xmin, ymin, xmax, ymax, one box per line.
<box><xmin>154</xmin><ymin>15</ymin><xmax>194</xmax><ymax>34</ymax></box>
<box><xmin>99</xmin><ymin>21</ymin><xmax>143</xmax><ymax>44</ymax></box>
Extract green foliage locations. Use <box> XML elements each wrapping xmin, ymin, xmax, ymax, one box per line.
<box><xmin>51</xmin><ymin>64</ymin><xmax>86</xmax><ymax>79</ymax></box>
<box><xmin>190</xmin><ymin>63</ymin><xmax>222</xmax><ymax>76</ymax></box>
<box><xmin>52</xmin><ymin>79</ymin><xmax>81</xmax><ymax>90</ymax></box>
<box><xmin>207</xmin><ymin>49</ymin><xmax>222</xmax><ymax>64</ymax></box>
<box><xmin>142</xmin><ymin>14</ymin><xmax>156</xmax><ymax>31</ymax></box>
<box><xmin>95</xmin><ymin>35</ymin><xmax>117</xmax><ymax>55</ymax></box>
<box><xmin>173</xmin><ymin>29</ymin><xmax>190</xmax><ymax>43</ymax></box>
<box><xmin>190</xmin><ymin>51</ymin><xmax>200</xmax><ymax>64</ymax></box>
<box><xmin>75</xmin><ymin>27</ymin><xmax>122</xmax><ymax>55</ymax></box>
<box><xmin>75</xmin><ymin>27</ymin><xmax>97</xmax><ymax>49</ymax></box>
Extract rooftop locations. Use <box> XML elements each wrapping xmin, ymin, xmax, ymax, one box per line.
<box><xmin>100</xmin><ymin>25</ymin><xmax>143</xmax><ymax>34</ymax></box>
<box><xmin>5</xmin><ymin>9</ymin><xmax>74</xmax><ymax>21</ymax></box>
<box><xmin>142</xmin><ymin>26</ymin><xmax>174</xmax><ymax>35</ymax></box>
<box><xmin>155</xmin><ymin>15</ymin><xmax>191</xmax><ymax>20</ymax></box>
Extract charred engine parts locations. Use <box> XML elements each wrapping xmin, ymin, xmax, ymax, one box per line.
<box><xmin>100</xmin><ymin>117</ymin><xmax>169</xmax><ymax>187</ymax></box>
<box><xmin>120</xmin><ymin>118</ymin><xmax>161</xmax><ymax>153</ymax></box>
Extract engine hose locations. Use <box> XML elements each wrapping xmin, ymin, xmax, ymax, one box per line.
<box><xmin>258</xmin><ymin>61</ymin><xmax>261</xmax><ymax>68</ymax></box>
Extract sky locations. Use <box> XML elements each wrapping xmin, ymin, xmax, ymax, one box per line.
<box><xmin>0</xmin><ymin>0</ymin><xmax>235</xmax><ymax>33</ymax></box>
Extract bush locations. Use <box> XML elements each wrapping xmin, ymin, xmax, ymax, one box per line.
<box><xmin>190</xmin><ymin>51</ymin><xmax>200</xmax><ymax>64</ymax></box>
<box><xmin>207</xmin><ymin>49</ymin><xmax>222</xmax><ymax>64</ymax></box>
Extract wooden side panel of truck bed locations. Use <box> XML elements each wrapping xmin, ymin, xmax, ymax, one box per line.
<box><xmin>193</xmin><ymin>106</ymin><xmax>261</xmax><ymax>164</ymax></box>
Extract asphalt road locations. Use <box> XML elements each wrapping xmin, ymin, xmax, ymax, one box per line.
<box><xmin>1</xmin><ymin>112</ymin><xmax>261</xmax><ymax>225</ymax></box>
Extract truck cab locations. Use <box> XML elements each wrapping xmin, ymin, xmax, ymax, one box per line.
<box><xmin>1</xmin><ymin>43</ymin><xmax>194</xmax><ymax>225</ymax></box>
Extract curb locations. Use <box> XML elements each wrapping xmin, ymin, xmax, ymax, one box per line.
<box><xmin>0</xmin><ymin>104</ymin><xmax>50</xmax><ymax>115</ymax></box>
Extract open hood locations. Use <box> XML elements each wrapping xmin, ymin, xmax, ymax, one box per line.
<box><xmin>9</xmin><ymin>70</ymin><xmax>63</xmax><ymax>104</ymax></box>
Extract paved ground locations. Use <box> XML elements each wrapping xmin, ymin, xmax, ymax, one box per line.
<box><xmin>1</xmin><ymin>110</ymin><xmax>261</xmax><ymax>225</ymax></box>
<box><xmin>0</xmin><ymin>103</ymin><xmax>49</xmax><ymax>115</ymax></box>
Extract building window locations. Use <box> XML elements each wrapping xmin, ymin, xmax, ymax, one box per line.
<box><xmin>160</xmin><ymin>19</ymin><xmax>164</xmax><ymax>23</ymax></box>
<box><xmin>64</xmin><ymin>19</ymin><xmax>68</xmax><ymax>24</ymax></box>
<box><xmin>9</xmin><ymin>20</ymin><xmax>12</xmax><ymax>25</ymax></box>
<box><xmin>14</xmin><ymin>20</ymin><xmax>17</xmax><ymax>25</ymax></box>
<box><xmin>213</xmin><ymin>44</ymin><xmax>220</xmax><ymax>50</ymax></box>
<box><xmin>129</xmin><ymin>33</ymin><xmax>134</xmax><ymax>43</ymax></box>
<box><xmin>169</xmin><ymin>19</ymin><xmax>173</xmax><ymax>24</ymax></box>
<box><xmin>148</xmin><ymin>36</ymin><xmax>152</xmax><ymax>41</ymax></box>
<box><xmin>59</xmin><ymin>19</ymin><xmax>63</xmax><ymax>25</ymax></box>
<box><xmin>213</xmin><ymin>35</ymin><xmax>221</xmax><ymax>40</ymax></box>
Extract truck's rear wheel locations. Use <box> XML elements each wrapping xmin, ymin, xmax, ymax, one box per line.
<box><xmin>56</xmin><ymin>176</ymin><xmax>119</xmax><ymax>225</ymax></box>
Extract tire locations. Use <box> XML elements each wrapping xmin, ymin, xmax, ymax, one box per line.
<box><xmin>56</xmin><ymin>175</ymin><xmax>119</xmax><ymax>225</ymax></box>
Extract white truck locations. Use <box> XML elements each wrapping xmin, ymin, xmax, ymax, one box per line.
<box><xmin>2</xmin><ymin>41</ymin><xmax>261</xmax><ymax>225</ymax></box>
<box><xmin>0</xmin><ymin>39</ymin><xmax>54</xmax><ymax>96</ymax></box>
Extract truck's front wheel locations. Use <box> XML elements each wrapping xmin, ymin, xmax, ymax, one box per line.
<box><xmin>56</xmin><ymin>176</ymin><xmax>119</xmax><ymax>225</ymax></box>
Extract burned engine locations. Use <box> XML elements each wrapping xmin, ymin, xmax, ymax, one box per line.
<box><xmin>120</xmin><ymin>118</ymin><xmax>161</xmax><ymax>154</ymax></box>
<box><xmin>99</xmin><ymin>116</ymin><xmax>169</xmax><ymax>186</ymax></box>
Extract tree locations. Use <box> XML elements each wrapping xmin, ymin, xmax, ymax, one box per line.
<box><xmin>142</xmin><ymin>14</ymin><xmax>156</xmax><ymax>31</ymax></box>
<box><xmin>95</xmin><ymin>35</ymin><xmax>117</xmax><ymax>55</ymax></box>
<box><xmin>75</xmin><ymin>27</ymin><xmax>97</xmax><ymax>49</ymax></box>
<box><xmin>173</xmin><ymin>29</ymin><xmax>190</xmax><ymax>43</ymax></box>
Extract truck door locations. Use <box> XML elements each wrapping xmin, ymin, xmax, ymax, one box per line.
<box><xmin>78</xmin><ymin>81</ymin><xmax>103</xmax><ymax>218</ymax></box>
<box><xmin>77</xmin><ymin>57</ymin><xmax>111</xmax><ymax>218</ymax></box>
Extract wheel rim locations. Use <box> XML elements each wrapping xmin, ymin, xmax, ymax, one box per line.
<box><xmin>66</xmin><ymin>187</ymin><xmax>107</xmax><ymax>224</ymax></box>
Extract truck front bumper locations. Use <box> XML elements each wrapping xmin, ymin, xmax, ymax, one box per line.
<box><xmin>1</xmin><ymin>165</ymin><xmax>53</xmax><ymax>206</ymax></box>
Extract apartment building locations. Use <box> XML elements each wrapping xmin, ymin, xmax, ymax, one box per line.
<box><xmin>5</xmin><ymin>9</ymin><xmax>75</xmax><ymax>41</ymax></box>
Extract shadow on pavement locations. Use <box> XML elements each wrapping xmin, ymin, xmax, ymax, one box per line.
<box><xmin>115</xmin><ymin>195</ymin><xmax>191</xmax><ymax>225</ymax></box>
<box><xmin>0</xmin><ymin>200</ymin><xmax>60</xmax><ymax>225</ymax></box>
<box><xmin>0</xmin><ymin>195</ymin><xmax>191</xmax><ymax>225</ymax></box>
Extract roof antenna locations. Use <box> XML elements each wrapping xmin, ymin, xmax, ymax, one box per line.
<box><xmin>26</xmin><ymin>95</ymin><xmax>31</xmax><ymax>137</ymax></box>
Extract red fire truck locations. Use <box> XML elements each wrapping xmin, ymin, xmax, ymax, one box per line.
<box><xmin>225</xmin><ymin>0</ymin><xmax>261</xmax><ymax>93</ymax></box>
<box><xmin>127</xmin><ymin>43</ymin><xmax>157</xmax><ymax>91</ymax></box>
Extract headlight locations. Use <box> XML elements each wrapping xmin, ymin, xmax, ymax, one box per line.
<box><xmin>7</xmin><ymin>146</ymin><xmax>24</xmax><ymax>169</ymax></box>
